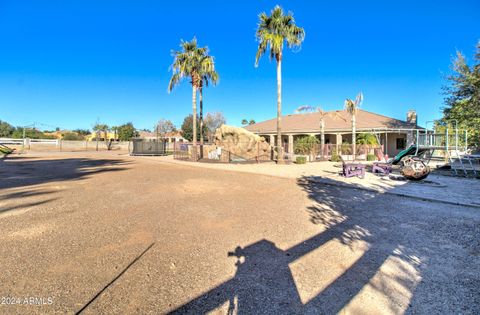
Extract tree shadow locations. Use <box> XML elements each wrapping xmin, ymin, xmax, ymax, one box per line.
<box><xmin>169</xmin><ymin>175</ymin><xmax>479</xmax><ymax>314</ymax></box>
<box><xmin>0</xmin><ymin>157</ymin><xmax>130</xmax><ymax>190</ymax></box>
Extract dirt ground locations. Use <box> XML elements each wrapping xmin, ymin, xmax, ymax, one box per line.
<box><xmin>0</xmin><ymin>151</ymin><xmax>479</xmax><ymax>314</ymax></box>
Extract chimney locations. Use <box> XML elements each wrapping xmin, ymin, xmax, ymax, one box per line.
<box><xmin>406</xmin><ymin>110</ymin><xmax>417</xmax><ymax>126</ymax></box>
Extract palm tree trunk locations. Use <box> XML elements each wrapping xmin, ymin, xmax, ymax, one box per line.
<box><xmin>352</xmin><ymin>115</ymin><xmax>356</xmax><ymax>159</ymax></box>
<box><xmin>199</xmin><ymin>87</ymin><xmax>204</xmax><ymax>145</ymax></box>
<box><xmin>320</xmin><ymin>119</ymin><xmax>325</xmax><ymax>158</ymax></box>
<box><xmin>276</xmin><ymin>57</ymin><xmax>284</xmax><ymax>163</ymax></box>
<box><xmin>192</xmin><ymin>85</ymin><xmax>198</xmax><ymax>161</ymax></box>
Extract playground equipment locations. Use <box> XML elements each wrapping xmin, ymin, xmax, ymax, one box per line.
<box><xmin>0</xmin><ymin>144</ymin><xmax>14</xmax><ymax>155</ymax></box>
<box><xmin>415</xmin><ymin>127</ymin><xmax>477</xmax><ymax>177</ymax></box>
<box><xmin>130</xmin><ymin>138</ymin><xmax>167</xmax><ymax>156</ymax></box>
<box><xmin>371</xmin><ymin>145</ymin><xmax>430</xmax><ymax>180</ymax></box>
<box><xmin>374</xmin><ymin>125</ymin><xmax>477</xmax><ymax>179</ymax></box>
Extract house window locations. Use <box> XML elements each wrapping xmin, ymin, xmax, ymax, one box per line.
<box><xmin>396</xmin><ymin>138</ymin><xmax>406</xmax><ymax>150</ymax></box>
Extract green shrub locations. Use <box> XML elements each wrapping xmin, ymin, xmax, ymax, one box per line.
<box><xmin>330</xmin><ymin>147</ymin><xmax>341</xmax><ymax>162</ymax></box>
<box><xmin>295</xmin><ymin>156</ymin><xmax>307</xmax><ymax>164</ymax></box>
<box><xmin>367</xmin><ymin>154</ymin><xmax>376</xmax><ymax>161</ymax></box>
<box><xmin>340</xmin><ymin>142</ymin><xmax>352</xmax><ymax>155</ymax></box>
<box><xmin>294</xmin><ymin>135</ymin><xmax>319</xmax><ymax>155</ymax></box>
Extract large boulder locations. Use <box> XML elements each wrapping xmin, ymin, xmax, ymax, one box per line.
<box><xmin>214</xmin><ymin>125</ymin><xmax>271</xmax><ymax>161</ymax></box>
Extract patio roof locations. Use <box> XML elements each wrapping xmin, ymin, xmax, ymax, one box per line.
<box><xmin>244</xmin><ymin>109</ymin><xmax>419</xmax><ymax>134</ymax></box>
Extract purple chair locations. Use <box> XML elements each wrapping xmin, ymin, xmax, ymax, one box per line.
<box><xmin>341</xmin><ymin>157</ymin><xmax>366</xmax><ymax>178</ymax></box>
<box><xmin>372</xmin><ymin>162</ymin><xmax>393</xmax><ymax>175</ymax></box>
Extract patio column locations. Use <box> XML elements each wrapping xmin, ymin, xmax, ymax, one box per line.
<box><xmin>385</xmin><ymin>131</ymin><xmax>388</xmax><ymax>156</ymax></box>
<box><xmin>288</xmin><ymin>134</ymin><xmax>294</xmax><ymax>154</ymax></box>
<box><xmin>335</xmin><ymin>133</ymin><xmax>342</xmax><ymax>154</ymax></box>
<box><xmin>269</xmin><ymin>134</ymin><xmax>275</xmax><ymax>145</ymax></box>
<box><xmin>336</xmin><ymin>133</ymin><xmax>342</xmax><ymax>144</ymax></box>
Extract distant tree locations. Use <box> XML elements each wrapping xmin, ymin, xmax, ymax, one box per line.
<box><xmin>255</xmin><ymin>5</ymin><xmax>305</xmax><ymax>163</ymax></box>
<box><xmin>111</xmin><ymin>126</ymin><xmax>119</xmax><ymax>141</ymax></box>
<box><xmin>11</xmin><ymin>128</ymin><xmax>54</xmax><ymax>139</ymax></box>
<box><xmin>181</xmin><ymin>115</ymin><xmax>207</xmax><ymax>142</ymax></box>
<box><xmin>0</xmin><ymin>120</ymin><xmax>15</xmax><ymax>137</ymax></box>
<box><xmin>248</xmin><ymin>119</ymin><xmax>256</xmax><ymax>125</ymax></box>
<box><xmin>63</xmin><ymin>132</ymin><xmax>84</xmax><ymax>141</ymax></box>
<box><xmin>155</xmin><ymin>119</ymin><xmax>177</xmax><ymax>138</ymax></box>
<box><xmin>442</xmin><ymin>41</ymin><xmax>480</xmax><ymax>146</ymax></box>
<box><xmin>205</xmin><ymin>112</ymin><xmax>226</xmax><ymax>142</ymax></box>
<box><xmin>117</xmin><ymin>123</ymin><xmax>138</xmax><ymax>141</ymax></box>
<box><xmin>92</xmin><ymin>122</ymin><xmax>109</xmax><ymax>150</ymax></box>
<box><xmin>73</xmin><ymin>129</ymin><xmax>91</xmax><ymax>136</ymax></box>
<box><xmin>241</xmin><ymin>119</ymin><xmax>249</xmax><ymax>125</ymax></box>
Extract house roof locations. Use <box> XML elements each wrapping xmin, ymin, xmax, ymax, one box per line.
<box><xmin>244</xmin><ymin>109</ymin><xmax>418</xmax><ymax>134</ymax></box>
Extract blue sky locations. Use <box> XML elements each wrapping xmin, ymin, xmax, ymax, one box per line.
<box><xmin>0</xmin><ymin>0</ymin><xmax>479</xmax><ymax>131</ymax></box>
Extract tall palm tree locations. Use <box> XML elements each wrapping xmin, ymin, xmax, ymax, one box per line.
<box><xmin>168</xmin><ymin>37</ymin><xmax>208</xmax><ymax>160</ymax></box>
<box><xmin>255</xmin><ymin>5</ymin><xmax>305</xmax><ymax>163</ymax></box>
<box><xmin>344</xmin><ymin>92</ymin><xmax>364</xmax><ymax>158</ymax></box>
<box><xmin>198</xmin><ymin>57</ymin><xmax>219</xmax><ymax>144</ymax></box>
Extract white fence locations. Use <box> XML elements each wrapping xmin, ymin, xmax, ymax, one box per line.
<box><xmin>0</xmin><ymin>138</ymin><xmax>130</xmax><ymax>152</ymax></box>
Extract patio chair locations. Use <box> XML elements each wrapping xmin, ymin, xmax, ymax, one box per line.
<box><xmin>340</xmin><ymin>156</ymin><xmax>366</xmax><ymax>178</ymax></box>
<box><xmin>372</xmin><ymin>148</ymin><xmax>393</xmax><ymax>175</ymax></box>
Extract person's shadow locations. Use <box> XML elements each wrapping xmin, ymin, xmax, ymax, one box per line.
<box><xmin>169</xmin><ymin>176</ymin><xmax>427</xmax><ymax>314</ymax></box>
<box><xmin>171</xmin><ymin>239</ymin><xmax>304</xmax><ymax>314</ymax></box>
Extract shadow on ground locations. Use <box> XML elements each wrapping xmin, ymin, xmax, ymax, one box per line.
<box><xmin>169</xmin><ymin>176</ymin><xmax>479</xmax><ymax>314</ymax></box>
<box><xmin>0</xmin><ymin>156</ymin><xmax>130</xmax><ymax>190</ymax></box>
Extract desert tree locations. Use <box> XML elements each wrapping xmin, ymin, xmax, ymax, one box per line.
<box><xmin>204</xmin><ymin>111</ymin><xmax>226</xmax><ymax>142</ymax></box>
<box><xmin>155</xmin><ymin>118</ymin><xmax>176</xmax><ymax>138</ymax></box>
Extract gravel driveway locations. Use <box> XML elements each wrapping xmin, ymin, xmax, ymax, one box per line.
<box><xmin>0</xmin><ymin>152</ymin><xmax>478</xmax><ymax>314</ymax></box>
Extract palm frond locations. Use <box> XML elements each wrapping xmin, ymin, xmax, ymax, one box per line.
<box><xmin>254</xmin><ymin>5</ymin><xmax>305</xmax><ymax>66</ymax></box>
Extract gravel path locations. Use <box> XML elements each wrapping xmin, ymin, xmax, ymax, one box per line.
<box><xmin>0</xmin><ymin>152</ymin><xmax>479</xmax><ymax>314</ymax></box>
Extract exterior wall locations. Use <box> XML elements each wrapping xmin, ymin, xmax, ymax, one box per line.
<box><xmin>258</xmin><ymin>131</ymin><xmax>411</xmax><ymax>157</ymax></box>
<box><xmin>386</xmin><ymin>133</ymin><xmax>407</xmax><ymax>156</ymax></box>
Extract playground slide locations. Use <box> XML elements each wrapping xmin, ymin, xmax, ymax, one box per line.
<box><xmin>0</xmin><ymin>144</ymin><xmax>14</xmax><ymax>155</ymax></box>
<box><xmin>391</xmin><ymin>145</ymin><xmax>417</xmax><ymax>164</ymax></box>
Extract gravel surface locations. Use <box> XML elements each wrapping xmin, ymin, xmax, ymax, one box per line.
<box><xmin>0</xmin><ymin>151</ymin><xmax>479</xmax><ymax>314</ymax></box>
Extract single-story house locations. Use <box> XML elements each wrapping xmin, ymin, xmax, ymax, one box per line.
<box><xmin>245</xmin><ymin>109</ymin><xmax>422</xmax><ymax>156</ymax></box>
